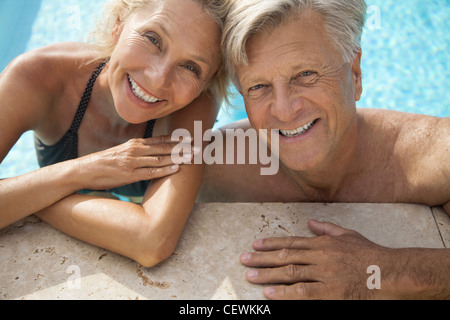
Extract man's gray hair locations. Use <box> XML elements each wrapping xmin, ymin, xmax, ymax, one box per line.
<box><xmin>223</xmin><ymin>0</ymin><xmax>367</xmax><ymax>84</ymax></box>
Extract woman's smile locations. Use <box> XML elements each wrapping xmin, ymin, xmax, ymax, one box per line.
<box><xmin>127</xmin><ymin>74</ymin><xmax>165</xmax><ymax>104</ymax></box>
<box><xmin>124</xmin><ymin>73</ymin><xmax>166</xmax><ymax>114</ymax></box>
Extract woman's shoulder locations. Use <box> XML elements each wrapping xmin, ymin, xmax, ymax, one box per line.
<box><xmin>0</xmin><ymin>43</ymin><xmax>99</xmax><ymax>133</ymax></box>
<box><xmin>5</xmin><ymin>42</ymin><xmax>95</xmax><ymax>90</ymax></box>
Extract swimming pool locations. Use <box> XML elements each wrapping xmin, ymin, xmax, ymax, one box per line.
<box><xmin>1</xmin><ymin>0</ymin><xmax>449</xmax><ymax>178</ymax></box>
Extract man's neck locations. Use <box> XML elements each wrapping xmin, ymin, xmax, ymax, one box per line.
<box><xmin>282</xmin><ymin>114</ymin><xmax>364</xmax><ymax>202</ymax></box>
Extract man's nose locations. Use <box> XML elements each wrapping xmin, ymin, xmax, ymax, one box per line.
<box><xmin>270</xmin><ymin>84</ymin><xmax>302</xmax><ymax>123</ymax></box>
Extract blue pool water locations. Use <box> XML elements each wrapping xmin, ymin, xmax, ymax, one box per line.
<box><xmin>1</xmin><ymin>0</ymin><xmax>449</xmax><ymax>178</ymax></box>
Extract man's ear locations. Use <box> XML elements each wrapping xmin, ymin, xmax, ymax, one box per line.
<box><xmin>351</xmin><ymin>51</ymin><xmax>363</xmax><ymax>102</ymax></box>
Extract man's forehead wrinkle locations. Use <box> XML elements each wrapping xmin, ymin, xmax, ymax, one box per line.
<box><xmin>247</xmin><ymin>40</ymin><xmax>317</xmax><ymax>63</ymax></box>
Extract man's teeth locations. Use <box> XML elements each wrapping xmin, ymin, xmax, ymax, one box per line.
<box><xmin>128</xmin><ymin>76</ymin><xmax>162</xmax><ymax>103</ymax></box>
<box><xmin>280</xmin><ymin>120</ymin><xmax>316</xmax><ymax>138</ymax></box>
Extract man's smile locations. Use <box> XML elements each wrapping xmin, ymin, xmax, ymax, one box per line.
<box><xmin>279</xmin><ymin>119</ymin><xmax>318</xmax><ymax>138</ymax></box>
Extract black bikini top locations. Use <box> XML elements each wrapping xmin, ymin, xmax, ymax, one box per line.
<box><xmin>35</xmin><ymin>60</ymin><xmax>156</xmax><ymax>197</ymax></box>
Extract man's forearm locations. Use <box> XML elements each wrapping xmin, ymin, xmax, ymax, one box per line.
<box><xmin>383</xmin><ymin>248</ymin><xmax>450</xmax><ymax>299</ymax></box>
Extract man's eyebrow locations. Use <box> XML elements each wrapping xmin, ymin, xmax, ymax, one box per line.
<box><xmin>239</xmin><ymin>75</ymin><xmax>267</xmax><ymax>90</ymax></box>
<box><xmin>240</xmin><ymin>62</ymin><xmax>322</xmax><ymax>84</ymax></box>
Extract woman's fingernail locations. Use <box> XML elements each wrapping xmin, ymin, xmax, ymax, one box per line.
<box><xmin>171</xmin><ymin>165</ymin><xmax>179</xmax><ymax>170</ymax></box>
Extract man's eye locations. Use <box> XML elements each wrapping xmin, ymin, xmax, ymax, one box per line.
<box><xmin>293</xmin><ymin>71</ymin><xmax>318</xmax><ymax>85</ymax></box>
<box><xmin>300</xmin><ymin>71</ymin><xmax>314</xmax><ymax>77</ymax></box>
<box><xmin>249</xmin><ymin>84</ymin><xmax>265</xmax><ymax>92</ymax></box>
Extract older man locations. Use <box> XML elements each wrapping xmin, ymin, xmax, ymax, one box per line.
<box><xmin>198</xmin><ymin>0</ymin><xmax>450</xmax><ymax>299</ymax></box>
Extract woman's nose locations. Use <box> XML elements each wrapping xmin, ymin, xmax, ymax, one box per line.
<box><xmin>144</xmin><ymin>59</ymin><xmax>173</xmax><ymax>91</ymax></box>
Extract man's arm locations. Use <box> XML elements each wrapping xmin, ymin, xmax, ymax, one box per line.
<box><xmin>241</xmin><ymin>220</ymin><xmax>450</xmax><ymax>300</ymax></box>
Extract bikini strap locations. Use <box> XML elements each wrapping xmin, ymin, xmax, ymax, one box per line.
<box><xmin>69</xmin><ymin>59</ymin><xmax>109</xmax><ymax>133</ymax></box>
<box><xmin>144</xmin><ymin>119</ymin><xmax>156</xmax><ymax>138</ymax></box>
<box><xmin>69</xmin><ymin>58</ymin><xmax>155</xmax><ymax>139</ymax></box>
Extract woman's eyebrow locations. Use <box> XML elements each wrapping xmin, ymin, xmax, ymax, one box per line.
<box><xmin>148</xmin><ymin>21</ymin><xmax>213</xmax><ymax>75</ymax></box>
<box><xmin>190</xmin><ymin>54</ymin><xmax>210</xmax><ymax>66</ymax></box>
<box><xmin>155</xmin><ymin>22</ymin><xmax>170</xmax><ymax>39</ymax></box>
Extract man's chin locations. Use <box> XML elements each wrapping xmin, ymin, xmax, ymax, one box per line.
<box><xmin>279</xmin><ymin>152</ymin><xmax>323</xmax><ymax>173</ymax></box>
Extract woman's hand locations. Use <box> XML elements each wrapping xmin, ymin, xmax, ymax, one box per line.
<box><xmin>75</xmin><ymin>135</ymin><xmax>195</xmax><ymax>191</ymax></box>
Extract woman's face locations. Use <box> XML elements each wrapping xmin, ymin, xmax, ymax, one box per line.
<box><xmin>108</xmin><ymin>0</ymin><xmax>221</xmax><ymax>124</ymax></box>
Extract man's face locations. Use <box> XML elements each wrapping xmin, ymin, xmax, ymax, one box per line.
<box><xmin>235</xmin><ymin>11</ymin><xmax>362</xmax><ymax>172</ymax></box>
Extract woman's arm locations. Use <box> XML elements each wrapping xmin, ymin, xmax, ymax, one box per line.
<box><xmin>36</xmin><ymin>92</ymin><xmax>220</xmax><ymax>267</ymax></box>
<box><xmin>34</xmin><ymin>163</ymin><xmax>203</xmax><ymax>267</ymax></box>
<box><xmin>0</xmin><ymin>50</ymin><xmax>76</xmax><ymax>228</ymax></box>
<box><xmin>0</xmin><ymin>49</ymin><xmax>182</xmax><ymax>229</ymax></box>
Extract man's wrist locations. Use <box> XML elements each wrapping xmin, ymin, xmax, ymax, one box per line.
<box><xmin>378</xmin><ymin>248</ymin><xmax>450</xmax><ymax>300</ymax></box>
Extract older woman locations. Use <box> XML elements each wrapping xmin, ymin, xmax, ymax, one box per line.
<box><xmin>0</xmin><ymin>0</ymin><xmax>230</xmax><ymax>267</ymax></box>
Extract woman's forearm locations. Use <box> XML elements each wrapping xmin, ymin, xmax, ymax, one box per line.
<box><xmin>35</xmin><ymin>163</ymin><xmax>204</xmax><ymax>267</ymax></box>
<box><xmin>36</xmin><ymin>193</ymin><xmax>176</xmax><ymax>267</ymax></box>
<box><xmin>0</xmin><ymin>160</ymin><xmax>82</xmax><ymax>229</ymax></box>
<box><xmin>0</xmin><ymin>135</ymin><xmax>181</xmax><ymax>230</ymax></box>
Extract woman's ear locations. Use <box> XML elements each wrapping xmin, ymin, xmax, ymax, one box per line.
<box><xmin>112</xmin><ymin>16</ymin><xmax>124</xmax><ymax>44</ymax></box>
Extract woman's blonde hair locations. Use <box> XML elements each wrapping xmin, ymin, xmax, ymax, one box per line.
<box><xmin>223</xmin><ymin>0</ymin><xmax>367</xmax><ymax>86</ymax></box>
<box><xmin>88</xmin><ymin>0</ymin><xmax>231</xmax><ymax>104</ymax></box>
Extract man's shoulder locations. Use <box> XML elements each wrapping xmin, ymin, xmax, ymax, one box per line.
<box><xmin>358</xmin><ymin>108</ymin><xmax>448</xmax><ymax>145</ymax></box>
<box><xmin>358</xmin><ymin>108</ymin><xmax>449</xmax><ymax>205</ymax></box>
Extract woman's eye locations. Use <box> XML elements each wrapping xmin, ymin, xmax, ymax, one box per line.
<box><xmin>145</xmin><ymin>33</ymin><xmax>160</xmax><ymax>47</ymax></box>
<box><xmin>184</xmin><ymin>65</ymin><xmax>198</xmax><ymax>74</ymax></box>
<box><xmin>148</xmin><ymin>36</ymin><xmax>159</xmax><ymax>46</ymax></box>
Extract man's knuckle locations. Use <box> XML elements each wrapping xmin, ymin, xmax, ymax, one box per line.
<box><xmin>318</xmin><ymin>234</ymin><xmax>333</xmax><ymax>245</ymax></box>
<box><xmin>285</xmin><ymin>264</ymin><xmax>298</xmax><ymax>278</ymax></box>
<box><xmin>259</xmin><ymin>267</ymin><xmax>271</xmax><ymax>279</ymax></box>
<box><xmin>278</xmin><ymin>248</ymin><xmax>290</xmax><ymax>260</ymax></box>
<box><xmin>295</xmin><ymin>283</ymin><xmax>308</xmax><ymax>297</ymax></box>
<box><xmin>286</xmin><ymin>236</ymin><xmax>298</xmax><ymax>249</ymax></box>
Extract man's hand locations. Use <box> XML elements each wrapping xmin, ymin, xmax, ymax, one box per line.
<box><xmin>240</xmin><ymin>219</ymin><xmax>450</xmax><ymax>300</ymax></box>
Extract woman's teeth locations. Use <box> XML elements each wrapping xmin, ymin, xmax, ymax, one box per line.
<box><xmin>128</xmin><ymin>76</ymin><xmax>163</xmax><ymax>104</ymax></box>
<box><xmin>280</xmin><ymin>120</ymin><xmax>317</xmax><ymax>138</ymax></box>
